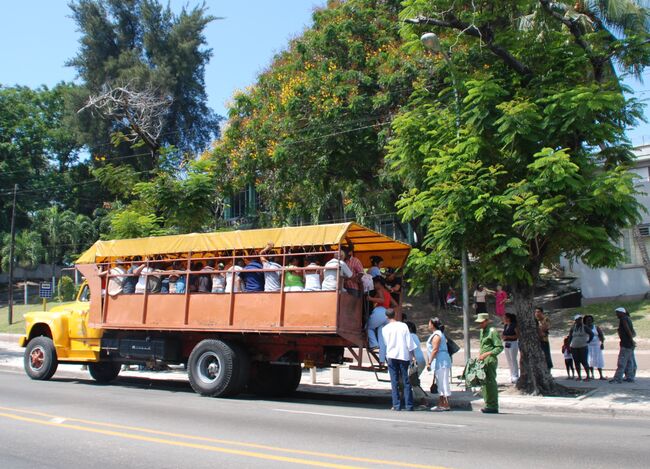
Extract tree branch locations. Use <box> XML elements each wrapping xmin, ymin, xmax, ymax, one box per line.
<box><xmin>405</xmin><ymin>15</ymin><xmax>533</xmax><ymax>78</ymax></box>
<box><xmin>538</xmin><ymin>0</ymin><xmax>606</xmax><ymax>82</ymax></box>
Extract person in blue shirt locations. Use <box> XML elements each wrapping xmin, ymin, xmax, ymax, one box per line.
<box><xmin>123</xmin><ymin>257</ymin><xmax>145</xmax><ymax>294</ymax></box>
<box><xmin>241</xmin><ymin>257</ymin><xmax>265</xmax><ymax>292</ymax></box>
<box><xmin>368</xmin><ymin>256</ymin><xmax>383</xmax><ymax>277</ymax></box>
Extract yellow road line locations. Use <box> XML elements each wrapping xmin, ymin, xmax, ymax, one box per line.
<box><xmin>0</xmin><ymin>406</ymin><xmax>450</xmax><ymax>469</ymax></box>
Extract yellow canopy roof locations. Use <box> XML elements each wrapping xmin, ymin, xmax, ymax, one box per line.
<box><xmin>76</xmin><ymin>222</ymin><xmax>411</xmax><ymax>268</ymax></box>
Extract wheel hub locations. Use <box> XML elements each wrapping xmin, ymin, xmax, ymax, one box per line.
<box><xmin>196</xmin><ymin>351</ymin><xmax>221</xmax><ymax>384</ymax></box>
<box><xmin>30</xmin><ymin>347</ymin><xmax>45</xmax><ymax>370</ymax></box>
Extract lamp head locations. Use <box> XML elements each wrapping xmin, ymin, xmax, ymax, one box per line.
<box><xmin>420</xmin><ymin>32</ymin><xmax>441</xmax><ymax>53</ymax></box>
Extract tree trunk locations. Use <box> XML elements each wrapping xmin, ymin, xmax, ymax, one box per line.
<box><xmin>512</xmin><ymin>284</ymin><xmax>559</xmax><ymax>395</ymax></box>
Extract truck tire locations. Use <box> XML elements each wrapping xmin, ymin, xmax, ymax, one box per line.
<box><xmin>249</xmin><ymin>363</ymin><xmax>302</xmax><ymax>397</ymax></box>
<box><xmin>229</xmin><ymin>341</ymin><xmax>251</xmax><ymax>395</ymax></box>
<box><xmin>188</xmin><ymin>339</ymin><xmax>247</xmax><ymax>397</ymax></box>
<box><xmin>88</xmin><ymin>362</ymin><xmax>121</xmax><ymax>383</ymax></box>
<box><xmin>24</xmin><ymin>336</ymin><xmax>58</xmax><ymax>381</ymax></box>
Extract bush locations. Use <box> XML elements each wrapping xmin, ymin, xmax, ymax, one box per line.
<box><xmin>57</xmin><ymin>276</ymin><xmax>76</xmax><ymax>302</ymax></box>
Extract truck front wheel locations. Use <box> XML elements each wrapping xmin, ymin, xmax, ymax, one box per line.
<box><xmin>88</xmin><ymin>362</ymin><xmax>121</xmax><ymax>383</ymax></box>
<box><xmin>188</xmin><ymin>339</ymin><xmax>249</xmax><ymax>397</ymax></box>
<box><xmin>24</xmin><ymin>336</ymin><xmax>58</xmax><ymax>381</ymax></box>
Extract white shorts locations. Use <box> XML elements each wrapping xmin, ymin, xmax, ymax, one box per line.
<box><xmin>435</xmin><ymin>367</ymin><xmax>451</xmax><ymax>397</ymax></box>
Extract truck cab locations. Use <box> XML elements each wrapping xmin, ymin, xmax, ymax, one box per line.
<box><xmin>20</xmin><ymin>281</ymin><xmax>104</xmax><ymax>380</ymax></box>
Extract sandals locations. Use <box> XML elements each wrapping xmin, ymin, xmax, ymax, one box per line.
<box><xmin>430</xmin><ymin>406</ymin><xmax>451</xmax><ymax>412</ymax></box>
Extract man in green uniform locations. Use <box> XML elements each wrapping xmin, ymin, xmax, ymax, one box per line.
<box><xmin>476</xmin><ymin>313</ymin><xmax>504</xmax><ymax>414</ymax></box>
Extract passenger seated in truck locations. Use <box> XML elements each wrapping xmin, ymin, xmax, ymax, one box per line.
<box><xmin>225</xmin><ymin>258</ymin><xmax>244</xmax><ymax>293</ymax></box>
<box><xmin>342</xmin><ymin>243</ymin><xmax>364</xmax><ymax>297</ymax></box>
<box><xmin>187</xmin><ymin>262</ymin><xmax>204</xmax><ymax>292</ymax></box>
<box><xmin>197</xmin><ymin>260</ymin><xmax>214</xmax><ymax>293</ymax></box>
<box><xmin>284</xmin><ymin>256</ymin><xmax>304</xmax><ymax>292</ymax></box>
<box><xmin>106</xmin><ymin>259</ymin><xmax>128</xmax><ymax>296</ymax></box>
<box><xmin>321</xmin><ymin>250</ymin><xmax>353</xmax><ymax>291</ymax></box>
<box><xmin>368</xmin><ymin>256</ymin><xmax>384</xmax><ymax>277</ymax></box>
<box><xmin>260</xmin><ymin>243</ymin><xmax>281</xmax><ymax>292</ymax></box>
<box><xmin>123</xmin><ymin>257</ymin><xmax>146</xmax><ymax>294</ymax></box>
<box><xmin>134</xmin><ymin>258</ymin><xmax>163</xmax><ymax>294</ymax></box>
<box><xmin>385</xmin><ymin>268</ymin><xmax>402</xmax><ymax>303</ymax></box>
<box><xmin>303</xmin><ymin>255</ymin><xmax>322</xmax><ymax>291</ymax></box>
<box><xmin>241</xmin><ymin>256</ymin><xmax>264</xmax><ymax>292</ymax></box>
<box><xmin>368</xmin><ymin>276</ymin><xmax>398</xmax><ymax>310</ymax></box>
<box><xmin>211</xmin><ymin>262</ymin><xmax>226</xmax><ymax>293</ymax></box>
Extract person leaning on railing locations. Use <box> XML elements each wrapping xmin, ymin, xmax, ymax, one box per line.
<box><xmin>322</xmin><ymin>250</ymin><xmax>353</xmax><ymax>291</ymax></box>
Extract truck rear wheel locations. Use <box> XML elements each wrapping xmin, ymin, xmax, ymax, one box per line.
<box><xmin>88</xmin><ymin>362</ymin><xmax>121</xmax><ymax>383</ymax></box>
<box><xmin>24</xmin><ymin>336</ymin><xmax>58</xmax><ymax>381</ymax></box>
<box><xmin>249</xmin><ymin>363</ymin><xmax>302</xmax><ymax>397</ymax></box>
<box><xmin>188</xmin><ymin>339</ymin><xmax>249</xmax><ymax>397</ymax></box>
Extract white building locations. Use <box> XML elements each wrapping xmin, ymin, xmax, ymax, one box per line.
<box><xmin>560</xmin><ymin>145</ymin><xmax>650</xmax><ymax>303</ymax></box>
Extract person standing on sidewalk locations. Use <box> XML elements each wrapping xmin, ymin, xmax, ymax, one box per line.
<box><xmin>584</xmin><ymin>315</ymin><xmax>606</xmax><ymax>380</ymax></box>
<box><xmin>476</xmin><ymin>313</ymin><xmax>503</xmax><ymax>414</ymax></box>
<box><xmin>610</xmin><ymin>307</ymin><xmax>637</xmax><ymax>384</ymax></box>
<box><xmin>473</xmin><ymin>285</ymin><xmax>494</xmax><ymax>315</ymax></box>
<box><xmin>494</xmin><ymin>285</ymin><xmax>508</xmax><ymax>322</ymax></box>
<box><xmin>534</xmin><ymin>307</ymin><xmax>553</xmax><ymax>369</ymax></box>
<box><xmin>501</xmin><ymin>313</ymin><xmax>519</xmax><ymax>384</ymax></box>
<box><xmin>568</xmin><ymin>314</ymin><xmax>593</xmax><ymax>381</ymax></box>
<box><xmin>561</xmin><ymin>336</ymin><xmax>575</xmax><ymax>379</ymax></box>
<box><xmin>426</xmin><ymin>317</ymin><xmax>452</xmax><ymax>411</ymax></box>
<box><xmin>382</xmin><ymin>309</ymin><xmax>418</xmax><ymax>411</ymax></box>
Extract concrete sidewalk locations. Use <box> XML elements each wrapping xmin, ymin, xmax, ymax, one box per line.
<box><xmin>2</xmin><ymin>333</ymin><xmax>648</xmax><ymax>418</ymax></box>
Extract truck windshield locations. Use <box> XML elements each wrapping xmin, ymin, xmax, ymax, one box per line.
<box><xmin>78</xmin><ymin>284</ymin><xmax>90</xmax><ymax>302</ymax></box>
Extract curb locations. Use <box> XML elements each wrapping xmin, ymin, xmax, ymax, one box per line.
<box><xmin>0</xmin><ymin>333</ymin><xmax>21</xmax><ymax>343</ymax></box>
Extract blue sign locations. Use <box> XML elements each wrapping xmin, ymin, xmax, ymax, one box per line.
<box><xmin>39</xmin><ymin>282</ymin><xmax>53</xmax><ymax>299</ymax></box>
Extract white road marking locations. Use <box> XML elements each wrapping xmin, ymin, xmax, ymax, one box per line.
<box><xmin>50</xmin><ymin>417</ymin><xmax>66</xmax><ymax>424</ymax></box>
<box><xmin>271</xmin><ymin>408</ymin><xmax>467</xmax><ymax>428</ymax></box>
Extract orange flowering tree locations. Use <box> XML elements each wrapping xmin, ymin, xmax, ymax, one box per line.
<box><xmin>210</xmin><ymin>0</ymin><xmax>425</xmax><ymax>226</ymax></box>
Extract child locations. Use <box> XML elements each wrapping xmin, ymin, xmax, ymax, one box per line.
<box><xmin>562</xmin><ymin>336</ymin><xmax>575</xmax><ymax>379</ymax></box>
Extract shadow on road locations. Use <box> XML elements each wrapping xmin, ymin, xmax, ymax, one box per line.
<box><xmin>53</xmin><ymin>373</ymin><xmax>467</xmax><ymax>410</ymax></box>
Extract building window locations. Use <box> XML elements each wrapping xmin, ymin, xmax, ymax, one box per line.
<box><xmin>225</xmin><ymin>185</ymin><xmax>257</xmax><ymax>221</ymax></box>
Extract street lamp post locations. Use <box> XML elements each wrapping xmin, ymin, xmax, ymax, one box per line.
<box><xmin>421</xmin><ymin>32</ymin><xmax>471</xmax><ymax>364</ymax></box>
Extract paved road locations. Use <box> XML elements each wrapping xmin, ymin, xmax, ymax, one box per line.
<box><xmin>1</xmin><ymin>369</ymin><xmax>648</xmax><ymax>469</ymax></box>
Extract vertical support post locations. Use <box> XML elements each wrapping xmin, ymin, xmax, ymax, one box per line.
<box><xmin>184</xmin><ymin>254</ymin><xmax>192</xmax><ymax>325</ymax></box>
<box><xmin>24</xmin><ymin>283</ymin><xmax>28</xmax><ymax>305</ymax></box>
<box><xmin>462</xmin><ymin>250</ymin><xmax>470</xmax><ymax>363</ymax></box>
<box><xmin>142</xmin><ymin>258</ymin><xmax>150</xmax><ymax>325</ymax></box>
<box><xmin>7</xmin><ymin>183</ymin><xmax>17</xmax><ymax>325</ymax></box>
<box><xmin>279</xmin><ymin>249</ymin><xmax>287</xmax><ymax>327</ymax></box>
<box><xmin>228</xmin><ymin>252</ymin><xmax>236</xmax><ymax>326</ymax></box>
<box><xmin>102</xmin><ymin>269</ymin><xmax>110</xmax><ymax>324</ymax></box>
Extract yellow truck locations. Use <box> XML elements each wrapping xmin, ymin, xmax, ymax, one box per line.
<box><xmin>20</xmin><ymin>222</ymin><xmax>410</xmax><ymax>397</ymax></box>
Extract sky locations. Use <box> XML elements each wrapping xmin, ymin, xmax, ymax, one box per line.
<box><xmin>1</xmin><ymin>0</ymin><xmax>650</xmax><ymax>146</ymax></box>
<box><xmin>0</xmin><ymin>0</ymin><xmax>325</xmax><ymax>118</ymax></box>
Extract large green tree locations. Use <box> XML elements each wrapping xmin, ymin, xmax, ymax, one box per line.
<box><xmin>389</xmin><ymin>0</ymin><xmax>650</xmax><ymax>393</ymax></box>
<box><xmin>67</xmin><ymin>0</ymin><xmax>220</xmax><ymax>171</ymax></box>
<box><xmin>0</xmin><ymin>84</ymin><xmax>89</xmax><ymax>233</ymax></box>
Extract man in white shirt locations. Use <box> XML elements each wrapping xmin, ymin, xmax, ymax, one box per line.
<box><xmin>321</xmin><ymin>250</ymin><xmax>353</xmax><ymax>291</ymax></box>
<box><xmin>225</xmin><ymin>259</ymin><xmax>244</xmax><ymax>293</ymax></box>
<box><xmin>260</xmin><ymin>242</ymin><xmax>282</xmax><ymax>292</ymax></box>
<box><xmin>381</xmin><ymin>309</ymin><xmax>417</xmax><ymax>411</ymax></box>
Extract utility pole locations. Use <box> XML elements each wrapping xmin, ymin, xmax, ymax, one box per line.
<box><xmin>8</xmin><ymin>184</ymin><xmax>18</xmax><ymax>325</ymax></box>
<box><xmin>421</xmin><ymin>32</ymin><xmax>472</xmax><ymax>363</ymax></box>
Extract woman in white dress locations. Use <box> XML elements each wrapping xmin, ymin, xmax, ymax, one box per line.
<box><xmin>584</xmin><ymin>315</ymin><xmax>606</xmax><ymax>380</ymax></box>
